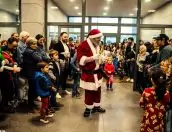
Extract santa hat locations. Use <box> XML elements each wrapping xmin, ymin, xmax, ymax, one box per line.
<box><xmin>88</xmin><ymin>29</ymin><xmax>103</xmax><ymax>39</ymax></box>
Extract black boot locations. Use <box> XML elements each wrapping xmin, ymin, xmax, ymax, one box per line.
<box><xmin>92</xmin><ymin>106</ymin><xmax>106</xmax><ymax>113</ymax></box>
<box><xmin>83</xmin><ymin>108</ymin><xmax>92</xmax><ymax>117</ymax></box>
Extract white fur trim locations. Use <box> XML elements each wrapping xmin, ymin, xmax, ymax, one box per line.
<box><xmin>89</xmin><ymin>33</ymin><xmax>103</xmax><ymax>38</ymax></box>
<box><xmin>94</xmin><ymin>103</ymin><xmax>101</xmax><ymax>107</ymax></box>
<box><xmin>87</xmin><ymin>38</ymin><xmax>99</xmax><ymax>70</ymax></box>
<box><xmin>85</xmin><ymin>104</ymin><xmax>94</xmax><ymax>109</ymax></box>
<box><xmin>79</xmin><ymin>56</ymin><xmax>87</xmax><ymax>66</ymax></box>
<box><xmin>86</xmin><ymin>38</ymin><xmax>102</xmax><ymax>90</ymax></box>
<box><xmin>80</xmin><ymin>79</ymin><xmax>102</xmax><ymax>90</ymax></box>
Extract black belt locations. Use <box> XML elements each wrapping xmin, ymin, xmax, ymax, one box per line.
<box><xmin>82</xmin><ymin>69</ymin><xmax>102</xmax><ymax>74</ymax></box>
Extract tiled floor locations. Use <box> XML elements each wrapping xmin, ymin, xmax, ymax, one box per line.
<box><xmin>0</xmin><ymin>82</ymin><xmax>143</xmax><ymax>132</ymax></box>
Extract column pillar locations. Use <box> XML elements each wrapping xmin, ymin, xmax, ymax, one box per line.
<box><xmin>21</xmin><ymin>0</ymin><xmax>45</xmax><ymax>37</ymax></box>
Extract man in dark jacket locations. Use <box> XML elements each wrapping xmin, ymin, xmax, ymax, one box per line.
<box><xmin>53</xmin><ymin>32</ymin><xmax>71</xmax><ymax>96</ymax></box>
<box><xmin>150</xmin><ymin>34</ymin><xmax>172</xmax><ymax>70</ymax></box>
<box><xmin>125</xmin><ymin>37</ymin><xmax>136</xmax><ymax>83</ymax></box>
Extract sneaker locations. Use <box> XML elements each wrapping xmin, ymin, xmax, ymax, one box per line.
<box><xmin>110</xmin><ymin>88</ymin><xmax>113</xmax><ymax>91</ymax></box>
<box><xmin>126</xmin><ymin>78</ymin><xmax>130</xmax><ymax>82</ymax></box>
<box><xmin>56</xmin><ymin>93</ymin><xmax>62</xmax><ymax>99</ymax></box>
<box><xmin>46</xmin><ymin>114</ymin><xmax>54</xmax><ymax>118</ymax></box>
<box><xmin>130</xmin><ymin>79</ymin><xmax>134</xmax><ymax>83</ymax></box>
<box><xmin>40</xmin><ymin>118</ymin><xmax>49</xmax><ymax>124</ymax></box>
<box><xmin>36</xmin><ymin>96</ymin><xmax>41</xmax><ymax>102</ymax></box>
<box><xmin>65</xmin><ymin>90</ymin><xmax>72</xmax><ymax>95</ymax></box>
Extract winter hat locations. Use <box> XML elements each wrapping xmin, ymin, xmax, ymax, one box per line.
<box><xmin>88</xmin><ymin>29</ymin><xmax>103</xmax><ymax>39</ymax></box>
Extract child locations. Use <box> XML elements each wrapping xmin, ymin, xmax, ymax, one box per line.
<box><xmin>70</xmin><ymin>52</ymin><xmax>80</xmax><ymax>98</ymax></box>
<box><xmin>35</xmin><ymin>61</ymin><xmax>55</xmax><ymax>124</ymax></box>
<box><xmin>48</xmin><ymin>49</ymin><xmax>64</xmax><ymax>109</ymax></box>
<box><xmin>139</xmin><ymin>69</ymin><xmax>170</xmax><ymax>132</ymax></box>
<box><xmin>104</xmin><ymin>57</ymin><xmax>115</xmax><ymax>91</ymax></box>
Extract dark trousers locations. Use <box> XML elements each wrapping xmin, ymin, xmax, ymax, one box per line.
<box><xmin>28</xmin><ymin>79</ymin><xmax>37</xmax><ymax>110</ymax></box>
<box><xmin>85</xmin><ymin>87</ymin><xmax>101</xmax><ymax>109</ymax></box>
<box><xmin>0</xmin><ymin>72</ymin><xmax>14</xmax><ymax>109</ymax></box>
<box><xmin>72</xmin><ymin>73</ymin><xmax>80</xmax><ymax>95</ymax></box>
<box><xmin>60</xmin><ymin>68</ymin><xmax>69</xmax><ymax>91</ymax></box>
<box><xmin>49</xmin><ymin>90</ymin><xmax>57</xmax><ymax>107</ymax></box>
<box><xmin>137</xmin><ymin>71</ymin><xmax>146</xmax><ymax>91</ymax></box>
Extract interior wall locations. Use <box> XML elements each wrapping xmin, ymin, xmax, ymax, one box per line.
<box><xmin>142</xmin><ymin>2</ymin><xmax>172</xmax><ymax>25</ymax></box>
<box><xmin>0</xmin><ymin>10</ymin><xmax>17</xmax><ymax>22</ymax></box>
<box><xmin>141</xmin><ymin>2</ymin><xmax>172</xmax><ymax>41</ymax></box>
<box><xmin>48</xmin><ymin>0</ymin><xmax>67</xmax><ymax>22</ymax></box>
<box><xmin>0</xmin><ymin>10</ymin><xmax>18</xmax><ymax>40</ymax></box>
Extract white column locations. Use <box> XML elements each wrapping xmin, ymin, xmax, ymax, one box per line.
<box><xmin>21</xmin><ymin>0</ymin><xmax>45</xmax><ymax>37</ymax></box>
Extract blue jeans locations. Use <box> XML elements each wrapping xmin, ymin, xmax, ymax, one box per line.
<box><xmin>72</xmin><ymin>72</ymin><xmax>80</xmax><ymax>95</ymax></box>
<box><xmin>127</xmin><ymin>61</ymin><xmax>135</xmax><ymax>79</ymax></box>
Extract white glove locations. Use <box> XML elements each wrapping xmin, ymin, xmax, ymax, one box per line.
<box><xmin>92</xmin><ymin>54</ymin><xmax>100</xmax><ymax>60</ymax></box>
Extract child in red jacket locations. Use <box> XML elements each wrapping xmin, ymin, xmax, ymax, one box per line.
<box><xmin>104</xmin><ymin>57</ymin><xmax>115</xmax><ymax>91</ymax></box>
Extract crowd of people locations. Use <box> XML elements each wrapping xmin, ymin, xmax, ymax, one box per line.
<box><xmin>0</xmin><ymin>29</ymin><xmax>171</xmax><ymax>131</ymax></box>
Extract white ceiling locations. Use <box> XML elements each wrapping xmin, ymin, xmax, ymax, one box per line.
<box><xmin>0</xmin><ymin>0</ymin><xmax>19</xmax><ymax>15</ymax></box>
<box><xmin>52</xmin><ymin>0</ymin><xmax>171</xmax><ymax>17</ymax></box>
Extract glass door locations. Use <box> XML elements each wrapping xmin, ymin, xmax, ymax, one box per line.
<box><xmin>47</xmin><ymin>25</ymin><xmax>82</xmax><ymax>49</ymax></box>
<box><xmin>59</xmin><ymin>26</ymin><xmax>82</xmax><ymax>42</ymax></box>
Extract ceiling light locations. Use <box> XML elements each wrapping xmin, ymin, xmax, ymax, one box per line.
<box><xmin>69</xmin><ymin>0</ymin><xmax>75</xmax><ymax>2</ymax></box>
<box><xmin>78</xmin><ymin>12</ymin><xmax>81</xmax><ymax>15</ymax></box>
<box><xmin>145</xmin><ymin>0</ymin><xmax>151</xmax><ymax>2</ymax></box>
<box><xmin>104</xmin><ymin>7</ymin><xmax>109</xmax><ymax>10</ymax></box>
<box><xmin>103</xmin><ymin>12</ymin><xmax>107</xmax><ymax>16</ymax></box>
<box><xmin>129</xmin><ymin>13</ymin><xmax>134</xmax><ymax>16</ymax></box>
<box><xmin>74</xmin><ymin>6</ymin><xmax>79</xmax><ymax>10</ymax></box>
<box><xmin>107</xmin><ymin>0</ymin><xmax>112</xmax><ymax>2</ymax></box>
<box><xmin>148</xmin><ymin>10</ymin><xmax>156</xmax><ymax>12</ymax></box>
<box><xmin>15</xmin><ymin>9</ymin><xmax>19</xmax><ymax>13</ymax></box>
<box><xmin>51</xmin><ymin>6</ymin><xmax>58</xmax><ymax>9</ymax></box>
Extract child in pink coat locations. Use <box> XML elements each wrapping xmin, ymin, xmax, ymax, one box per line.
<box><xmin>104</xmin><ymin>57</ymin><xmax>115</xmax><ymax>91</ymax></box>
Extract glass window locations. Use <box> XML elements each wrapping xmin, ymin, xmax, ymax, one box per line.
<box><xmin>120</xmin><ymin>35</ymin><xmax>136</xmax><ymax>43</ymax></box>
<box><xmin>106</xmin><ymin>37</ymin><xmax>116</xmax><ymax>45</ymax></box>
<box><xmin>69</xmin><ymin>17</ymin><xmax>89</xmax><ymax>23</ymax></box>
<box><xmin>121</xmin><ymin>18</ymin><xmax>137</xmax><ymax>24</ymax></box>
<box><xmin>69</xmin><ymin>28</ymin><xmax>81</xmax><ymax>33</ymax></box>
<box><xmin>91</xmin><ymin>26</ymin><xmax>118</xmax><ymax>33</ymax></box>
<box><xmin>91</xmin><ymin>17</ymin><xmax>118</xmax><ymax>23</ymax></box>
<box><xmin>0</xmin><ymin>27</ymin><xmax>18</xmax><ymax>40</ymax></box>
<box><xmin>85</xmin><ymin>26</ymin><xmax>88</xmax><ymax>33</ymax></box>
<box><xmin>121</xmin><ymin>26</ymin><xmax>137</xmax><ymax>34</ymax></box>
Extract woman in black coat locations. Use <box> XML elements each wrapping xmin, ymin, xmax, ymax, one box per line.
<box><xmin>23</xmin><ymin>37</ymin><xmax>43</xmax><ymax>112</ymax></box>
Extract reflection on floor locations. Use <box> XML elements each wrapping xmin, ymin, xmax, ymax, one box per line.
<box><xmin>0</xmin><ymin>82</ymin><xmax>143</xmax><ymax>132</ymax></box>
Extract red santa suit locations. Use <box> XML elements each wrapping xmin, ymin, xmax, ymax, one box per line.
<box><xmin>77</xmin><ymin>29</ymin><xmax>104</xmax><ymax>111</ymax></box>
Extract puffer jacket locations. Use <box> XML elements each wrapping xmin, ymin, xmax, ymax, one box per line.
<box><xmin>34</xmin><ymin>71</ymin><xmax>51</xmax><ymax>97</ymax></box>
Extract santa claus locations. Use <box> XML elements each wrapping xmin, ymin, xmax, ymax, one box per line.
<box><xmin>77</xmin><ymin>29</ymin><xmax>106</xmax><ymax>117</ymax></box>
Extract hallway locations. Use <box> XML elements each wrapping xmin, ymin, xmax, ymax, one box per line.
<box><xmin>0</xmin><ymin>82</ymin><xmax>143</xmax><ymax>132</ymax></box>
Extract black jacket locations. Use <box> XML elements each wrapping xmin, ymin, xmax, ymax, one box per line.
<box><xmin>23</xmin><ymin>48</ymin><xmax>42</xmax><ymax>78</ymax></box>
<box><xmin>125</xmin><ymin>44</ymin><xmax>136</xmax><ymax>60</ymax></box>
<box><xmin>53</xmin><ymin>41</ymin><xmax>70</xmax><ymax>60</ymax></box>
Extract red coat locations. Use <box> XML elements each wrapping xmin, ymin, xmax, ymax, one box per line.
<box><xmin>77</xmin><ymin>38</ymin><xmax>102</xmax><ymax>91</ymax></box>
<box><xmin>139</xmin><ymin>88</ymin><xmax>170</xmax><ymax>132</ymax></box>
<box><xmin>104</xmin><ymin>63</ymin><xmax>115</xmax><ymax>75</ymax></box>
